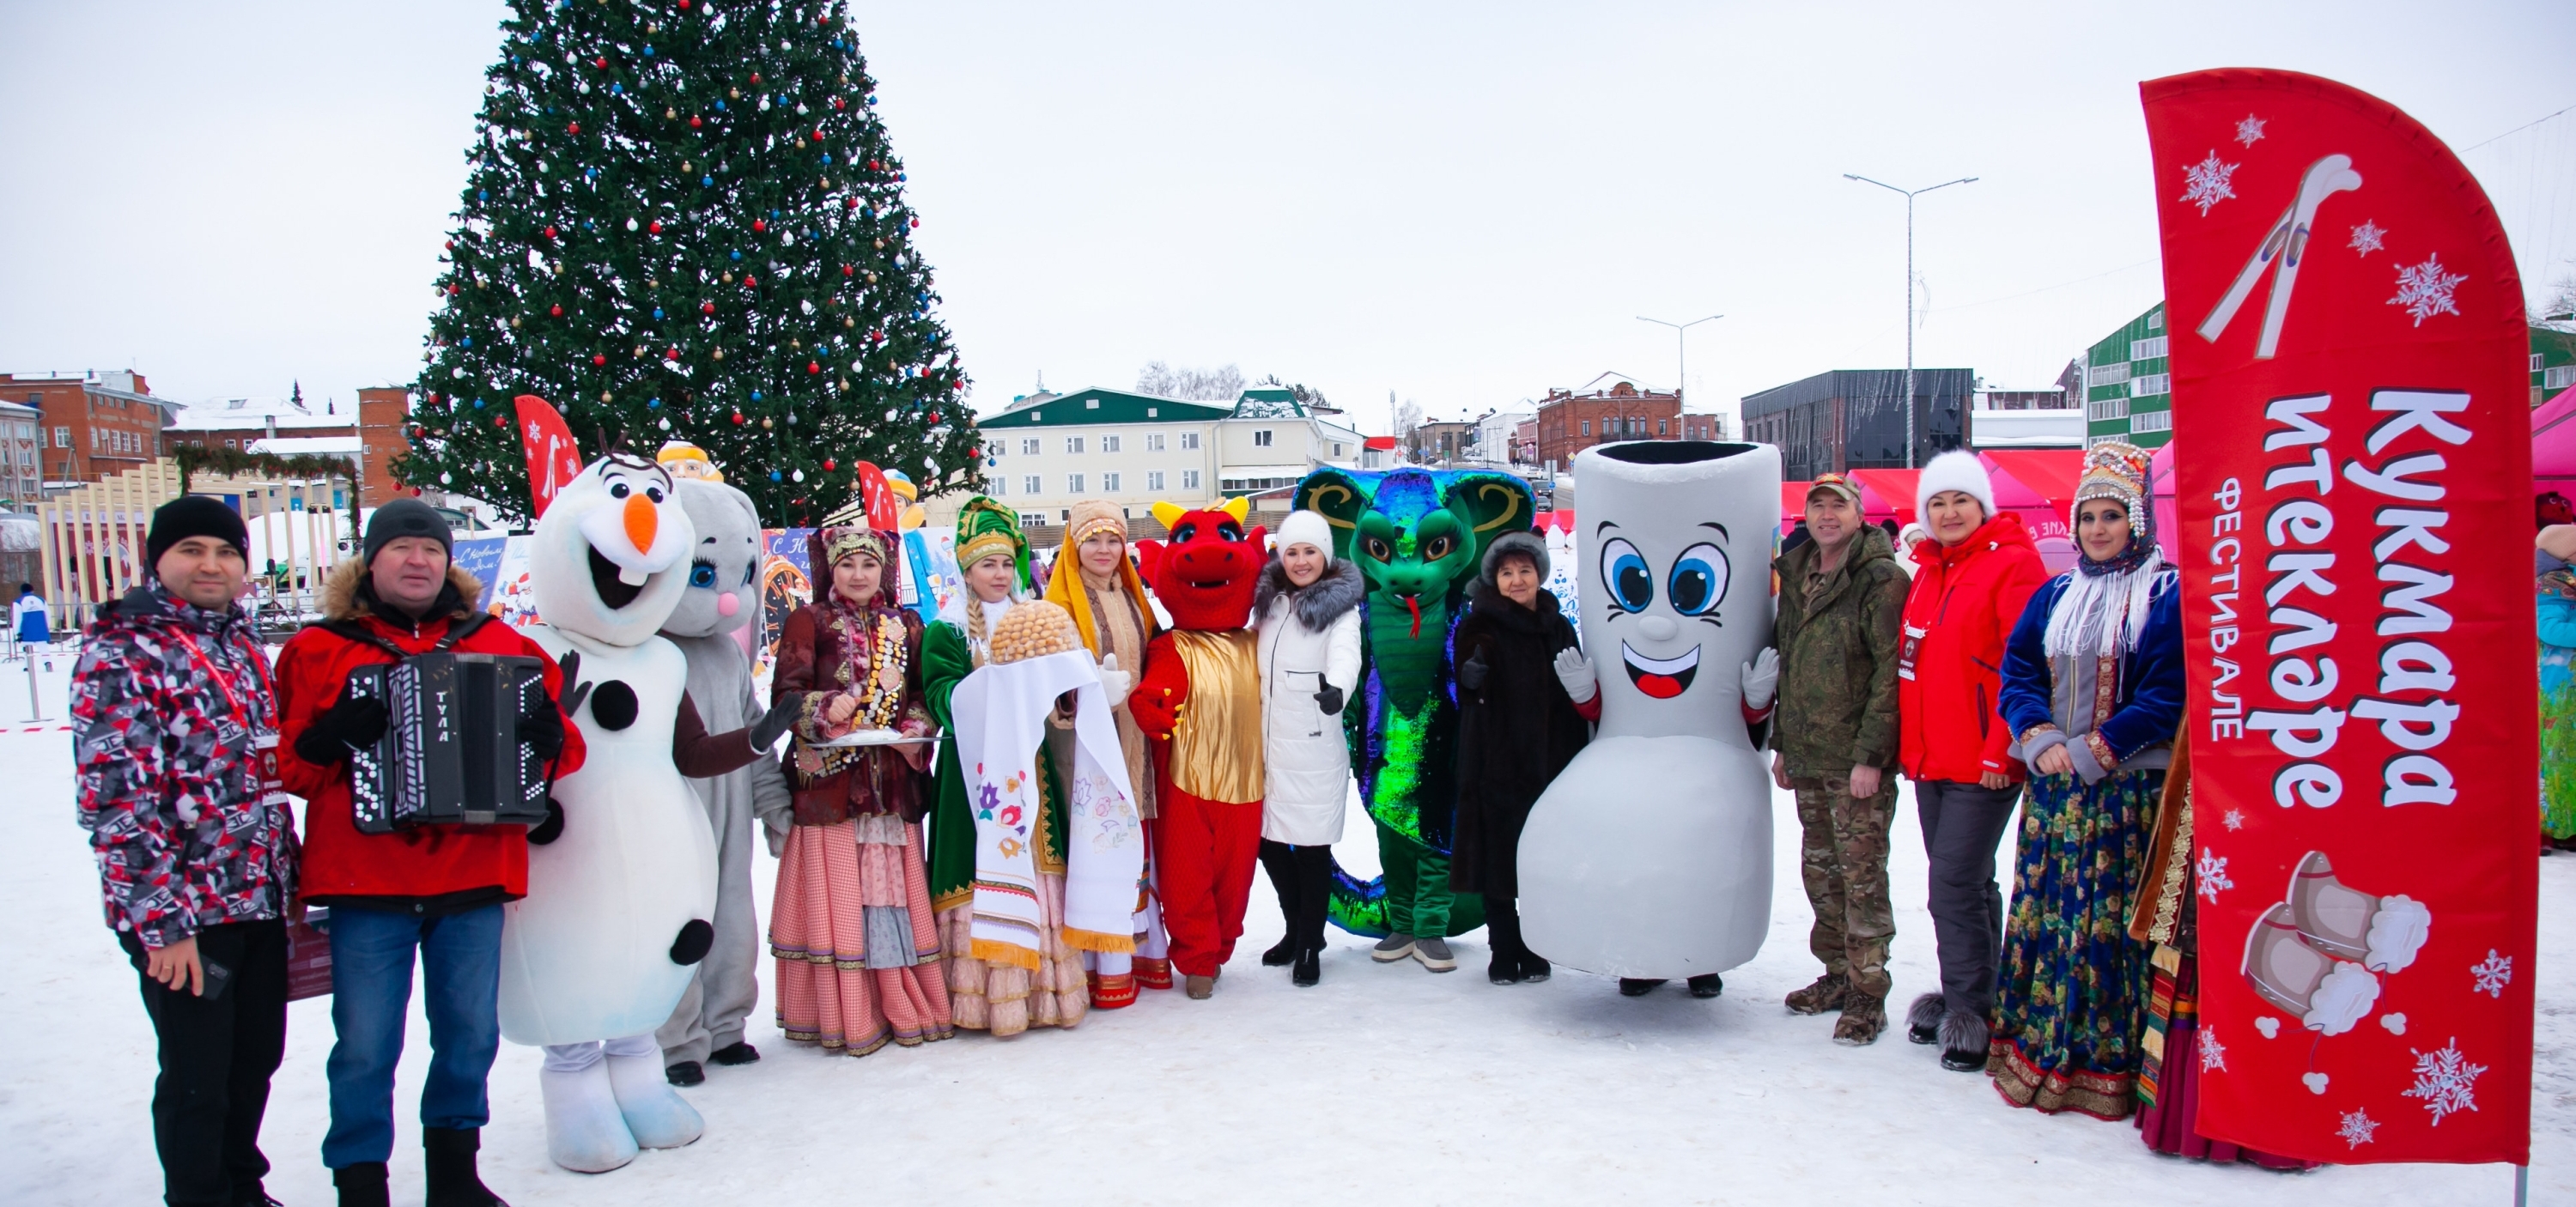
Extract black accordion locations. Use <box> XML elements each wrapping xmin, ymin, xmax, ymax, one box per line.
<box><xmin>345</xmin><ymin>652</ymin><xmax>552</xmax><ymax>833</ymax></box>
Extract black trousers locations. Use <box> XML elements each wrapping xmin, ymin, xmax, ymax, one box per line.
<box><xmin>1256</xmin><ymin>840</ymin><xmax>1332</xmax><ymax>950</ymax></box>
<box><xmin>1913</xmin><ymin>779</ymin><xmax>2022</xmax><ymax>1019</ymax></box>
<box><xmin>118</xmin><ymin>919</ymin><xmax>290</xmax><ymax>1207</ymax></box>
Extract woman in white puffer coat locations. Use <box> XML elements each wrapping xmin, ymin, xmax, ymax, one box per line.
<box><xmin>1252</xmin><ymin>509</ymin><xmax>1364</xmax><ymax>986</ymax></box>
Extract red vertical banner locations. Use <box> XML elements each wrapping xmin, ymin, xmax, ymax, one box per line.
<box><xmin>512</xmin><ymin>394</ymin><xmax>586</xmax><ymax>519</ymax></box>
<box><xmin>2145</xmin><ymin>70</ymin><xmax>2535</xmax><ymax>1165</ymax></box>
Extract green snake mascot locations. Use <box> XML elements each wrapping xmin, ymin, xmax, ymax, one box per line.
<box><xmin>1293</xmin><ymin>466</ymin><xmax>1534</xmax><ymax>941</ymax></box>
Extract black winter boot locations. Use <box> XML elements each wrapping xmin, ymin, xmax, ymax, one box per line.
<box><xmin>1257</xmin><ymin>840</ymin><xmax>1300</xmax><ymax>966</ymax></box>
<box><xmin>1485</xmin><ymin>899</ymin><xmax>1526</xmax><ymax>985</ymax></box>
<box><xmin>1687</xmin><ymin>973</ymin><xmax>1725</xmax><ymax>998</ymax></box>
<box><xmin>1619</xmin><ymin>978</ymin><xmax>1665</xmax><ymax>997</ymax></box>
<box><xmin>424</xmin><ymin>1126</ymin><xmax>510</xmax><ymax>1207</ymax></box>
<box><xmin>334</xmin><ymin>1162</ymin><xmax>390</xmax><ymax>1207</ymax></box>
<box><xmin>708</xmin><ymin>1040</ymin><xmax>761</xmax><ymax>1065</ymax></box>
<box><xmin>1291</xmin><ymin>944</ymin><xmax>1321</xmax><ymax>986</ymax></box>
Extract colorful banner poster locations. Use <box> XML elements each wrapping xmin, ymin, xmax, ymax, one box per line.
<box><xmin>754</xmin><ymin>529</ymin><xmax>816</xmax><ymax>693</ymax></box>
<box><xmin>2144</xmin><ymin>68</ymin><xmax>2535</xmax><ymax>1165</ymax></box>
<box><xmin>449</xmin><ymin>537</ymin><xmax>508</xmax><ymax>612</ymax></box>
<box><xmin>512</xmin><ymin>395</ymin><xmax>586</xmax><ymax>519</ymax></box>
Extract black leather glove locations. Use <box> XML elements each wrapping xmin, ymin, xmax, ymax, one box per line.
<box><xmin>519</xmin><ymin>696</ymin><xmax>567</xmax><ymax>762</ymax></box>
<box><xmin>527</xmin><ymin>797</ymin><xmax>566</xmax><ymax>845</ymax></box>
<box><xmin>295</xmin><ymin>692</ymin><xmax>389</xmax><ymax>766</ymax></box>
<box><xmin>1456</xmin><ymin>651</ymin><xmax>1488</xmax><ymax>692</ymax></box>
<box><xmin>749</xmin><ymin>698</ymin><xmax>799</xmax><ymax>753</ymax></box>
<box><xmin>1315</xmin><ymin>682</ymin><xmax>1346</xmax><ymax>716</ymax></box>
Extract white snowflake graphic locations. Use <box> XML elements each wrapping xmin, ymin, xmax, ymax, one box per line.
<box><xmin>2235</xmin><ymin>114</ymin><xmax>2268</xmax><ymax>147</ymax></box>
<box><xmin>2339</xmin><ymin>1108</ymin><xmax>2379</xmax><ymax>1149</ymax></box>
<box><xmin>2180</xmin><ymin>150</ymin><xmax>2240</xmax><ymax>215</ymax></box>
<box><xmin>2222</xmin><ymin>808</ymin><xmax>2245</xmax><ymax>832</ymax></box>
<box><xmin>2200</xmin><ymin>1029</ymin><xmax>2228</xmax><ymax>1072</ymax></box>
<box><xmin>2401</xmin><ymin>1038</ymin><xmax>2487</xmax><ymax>1125</ymax></box>
<box><xmin>2389</xmin><ymin>254</ymin><xmax>2468</xmax><ymax>326</ymax></box>
<box><xmin>2470</xmin><ymin>949</ymin><xmax>2513</xmax><ymax>998</ymax></box>
<box><xmin>2196</xmin><ymin>846</ymin><xmax>2234</xmax><ymax>903</ymax></box>
<box><xmin>2349</xmin><ymin>220</ymin><xmax>2387</xmax><ymax>258</ymax></box>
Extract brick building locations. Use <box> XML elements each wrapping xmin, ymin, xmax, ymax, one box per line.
<box><xmin>1</xmin><ymin>371</ymin><xmax>177</xmax><ymax>487</ymax></box>
<box><xmin>355</xmin><ymin>386</ymin><xmax>416</xmax><ymax>507</ymax></box>
<box><xmin>1532</xmin><ymin>373</ymin><xmax>1722</xmax><ymax>470</ymax></box>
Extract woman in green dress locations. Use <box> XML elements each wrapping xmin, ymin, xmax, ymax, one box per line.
<box><xmin>924</xmin><ymin>498</ymin><xmax>1090</xmax><ymax>1035</ymax></box>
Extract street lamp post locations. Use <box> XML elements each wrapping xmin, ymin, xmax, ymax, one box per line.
<box><xmin>1637</xmin><ymin>312</ymin><xmax>1722</xmax><ymax>441</ymax></box>
<box><xmin>1844</xmin><ymin>173</ymin><xmax>1976</xmax><ymax>468</ymax></box>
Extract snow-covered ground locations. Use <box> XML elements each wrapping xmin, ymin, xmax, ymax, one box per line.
<box><xmin>4</xmin><ymin>647</ymin><xmax>2567</xmax><ymax>1205</ymax></box>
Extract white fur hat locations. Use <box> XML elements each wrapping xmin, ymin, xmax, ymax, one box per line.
<box><xmin>1275</xmin><ymin>509</ymin><xmax>1334</xmax><ymax>567</ymax></box>
<box><xmin>1916</xmin><ymin>450</ymin><xmax>1995</xmax><ymax>519</ymax></box>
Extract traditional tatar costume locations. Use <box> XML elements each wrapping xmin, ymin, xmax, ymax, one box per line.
<box><xmin>1041</xmin><ymin>500</ymin><xmax>1172</xmax><ymax>1005</ymax></box>
<box><xmin>1990</xmin><ymin>441</ymin><xmax>2184</xmax><ymax>1119</ymax></box>
<box><xmin>768</xmin><ymin>524</ymin><xmax>952</xmax><ymax>1055</ymax></box>
<box><xmin>926</xmin><ymin>500</ymin><xmax>1146</xmax><ymax>1034</ymax></box>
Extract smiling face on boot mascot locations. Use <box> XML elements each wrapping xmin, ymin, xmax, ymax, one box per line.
<box><xmin>1516</xmin><ymin>440</ymin><xmax>1780</xmax><ymax>979</ymax></box>
<box><xmin>503</xmin><ymin>452</ymin><xmax>708</xmax><ymax>1044</ymax></box>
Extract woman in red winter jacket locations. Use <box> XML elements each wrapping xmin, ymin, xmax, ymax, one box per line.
<box><xmin>1893</xmin><ymin>452</ymin><xmax>2049</xmax><ymax>1073</ymax></box>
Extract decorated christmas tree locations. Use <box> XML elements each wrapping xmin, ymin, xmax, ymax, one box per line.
<box><xmin>400</xmin><ymin>0</ymin><xmax>978</xmax><ymax>525</ymax></box>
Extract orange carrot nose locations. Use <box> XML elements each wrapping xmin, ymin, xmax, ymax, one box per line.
<box><xmin>622</xmin><ymin>493</ymin><xmax>658</xmax><ymax>555</ymax></box>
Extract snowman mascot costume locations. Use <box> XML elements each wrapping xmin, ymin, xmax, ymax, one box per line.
<box><xmin>1516</xmin><ymin>440</ymin><xmax>1782</xmax><ymax>995</ymax></box>
<box><xmin>500</xmin><ymin>452</ymin><xmax>790</xmax><ymax>1173</ymax></box>
<box><xmin>653</xmin><ymin>470</ymin><xmax>792</xmax><ymax>1085</ymax></box>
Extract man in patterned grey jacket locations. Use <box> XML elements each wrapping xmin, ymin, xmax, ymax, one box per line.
<box><xmin>73</xmin><ymin>496</ymin><xmax>297</xmax><ymax>1207</ymax></box>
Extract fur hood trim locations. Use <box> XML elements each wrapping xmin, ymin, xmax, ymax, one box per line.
<box><xmin>1473</xmin><ymin>531</ymin><xmax>1551</xmax><ymax>595</ymax></box>
<box><xmin>320</xmin><ymin>556</ymin><xmax>486</xmax><ymax>623</ymax></box>
<box><xmin>1255</xmin><ymin>555</ymin><xmax>1363</xmax><ymax>632</ymax></box>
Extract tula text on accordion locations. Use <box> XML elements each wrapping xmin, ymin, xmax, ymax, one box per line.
<box><xmin>345</xmin><ymin>652</ymin><xmax>553</xmax><ymax>833</ymax></box>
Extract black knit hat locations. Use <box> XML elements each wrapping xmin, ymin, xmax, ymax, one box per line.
<box><xmin>364</xmin><ymin>498</ymin><xmax>454</xmax><ymax>565</ymax></box>
<box><xmin>147</xmin><ymin>496</ymin><xmax>251</xmax><ymax>571</ymax></box>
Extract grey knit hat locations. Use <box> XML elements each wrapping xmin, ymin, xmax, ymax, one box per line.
<box><xmin>363</xmin><ymin>498</ymin><xmax>454</xmax><ymax>565</ymax></box>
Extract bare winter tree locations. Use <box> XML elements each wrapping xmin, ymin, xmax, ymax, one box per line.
<box><xmin>1256</xmin><ymin>373</ymin><xmax>1332</xmax><ymax>412</ymax></box>
<box><xmin>2536</xmin><ymin>264</ymin><xmax>2576</xmax><ymax>331</ymax></box>
<box><xmin>1137</xmin><ymin>361</ymin><xmax>1247</xmax><ymax>402</ymax></box>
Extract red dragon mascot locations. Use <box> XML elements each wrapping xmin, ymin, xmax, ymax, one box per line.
<box><xmin>1127</xmin><ymin>498</ymin><xmax>1267</xmax><ymax>999</ymax></box>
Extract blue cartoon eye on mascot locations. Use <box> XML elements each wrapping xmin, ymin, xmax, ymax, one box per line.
<box><xmin>500</xmin><ymin>449</ymin><xmax>792</xmax><ymax>1174</ymax></box>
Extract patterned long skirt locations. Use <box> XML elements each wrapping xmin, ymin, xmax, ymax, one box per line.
<box><xmin>2135</xmin><ymin>948</ymin><xmax>2318</xmax><ymax>1169</ymax></box>
<box><xmin>770</xmin><ymin>815</ymin><xmax>953</xmax><ymax>1056</ymax></box>
<box><xmin>2542</xmin><ymin>673</ymin><xmax>2576</xmax><ymax>840</ymax></box>
<box><xmin>1988</xmin><ymin>767</ymin><xmax>2160</xmax><ymax>1120</ymax></box>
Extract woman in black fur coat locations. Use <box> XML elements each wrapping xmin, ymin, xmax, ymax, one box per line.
<box><xmin>1450</xmin><ymin>531</ymin><xmax>1595</xmax><ymax>984</ymax></box>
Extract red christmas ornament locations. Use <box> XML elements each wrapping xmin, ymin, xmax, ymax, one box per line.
<box><xmin>567</xmin><ymin>122</ymin><xmax>580</xmax><ymax>135</ymax></box>
<box><xmin>834</xmin><ymin>97</ymin><xmax>847</xmax><ymax>110</ymax></box>
<box><xmin>823</xmin><ymin>458</ymin><xmax>836</xmax><ymax>470</ymax></box>
<box><xmin>844</xmin><ymin>197</ymin><xmax>858</xmax><ymax>209</ymax></box>
<box><xmin>806</xmin><ymin>361</ymin><xmax>820</xmax><ymax>374</ymax></box>
<box><xmin>910</xmin><ymin>217</ymin><xmax>920</xmax><ymax>227</ymax></box>
<box><xmin>841</xmin><ymin>264</ymin><xmax>854</xmax><ymax>276</ymax></box>
<box><xmin>648</xmin><ymin>220</ymin><xmax>663</xmax><ymax>234</ymax></box>
<box><xmin>743</xmin><ymin>275</ymin><xmax>757</xmax><ymax>288</ymax></box>
<box><xmin>813</xmin><ymin>127</ymin><xmax>825</xmax><ymax>142</ymax></box>
<box><xmin>690</xmin><ymin>114</ymin><xmax>702</xmax><ymax>129</ymax></box>
<box><xmin>677</xmin><ymin>0</ymin><xmax>689</xmax><ymax>9</ymax></box>
<box><xmin>495</xmin><ymin>417</ymin><xmax>507</xmax><ymax>428</ymax></box>
<box><xmin>549</xmin><ymin>304</ymin><xmax>563</xmax><ymax>317</ymax></box>
<box><xmin>447</xmin><ymin>283</ymin><xmax>460</xmax><ymax>294</ymax></box>
<box><xmin>443</xmin><ymin>239</ymin><xmax>454</xmax><ymax>250</ymax></box>
<box><xmin>544</xmin><ymin>225</ymin><xmax>557</xmax><ymax>240</ymax></box>
<box><xmin>753</xmin><ymin>218</ymin><xmax>767</xmax><ymax>233</ymax></box>
<box><xmin>594</xmin><ymin>57</ymin><xmax>608</xmax><ymax>70</ymax></box>
<box><xmin>592</xmin><ymin>354</ymin><xmax>607</xmax><ymax>366</ymax></box>
<box><xmin>750</xmin><ymin>72</ymin><xmax>762</xmax><ymax>84</ymax></box>
<box><xmin>868</xmin><ymin>160</ymin><xmax>881</xmax><ymax>171</ymax></box>
<box><xmin>701</xmin><ymin>300</ymin><xmax>715</xmax><ymax>314</ymax></box>
<box><xmin>730</xmin><ymin>410</ymin><xmax>745</xmax><ymax>425</ymax></box>
<box><xmin>928</xmin><ymin>411</ymin><xmax>941</xmax><ymax>424</ymax></box>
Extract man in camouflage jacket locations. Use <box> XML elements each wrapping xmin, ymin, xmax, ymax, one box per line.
<box><xmin>1765</xmin><ymin>475</ymin><xmax>1906</xmax><ymax>1046</ymax></box>
<box><xmin>73</xmin><ymin>496</ymin><xmax>297</xmax><ymax>1207</ymax></box>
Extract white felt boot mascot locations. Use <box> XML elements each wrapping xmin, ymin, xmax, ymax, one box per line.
<box><xmin>1517</xmin><ymin>440</ymin><xmax>1782</xmax><ymax>989</ymax></box>
<box><xmin>653</xmin><ymin>475</ymin><xmax>790</xmax><ymax>1083</ymax></box>
<box><xmin>500</xmin><ymin>452</ymin><xmax>715</xmax><ymax>1173</ymax></box>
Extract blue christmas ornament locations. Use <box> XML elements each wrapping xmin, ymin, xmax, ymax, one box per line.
<box><xmin>820</xmin><ymin>153</ymin><xmax>832</xmax><ymax>165</ymax></box>
<box><xmin>652</xmin><ymin>307</ymin><xmax>664</xmax><ymax>318</ymax></box>
<box><xmin>769</xmin><ymin>209</ymin><xmax>780</xmax><ymax>219</ymax></box>
<box><xmin>714</xmin><ymin>100</ymin><xmax>726</xmax><ymax>112</ymax></box>
<box><xmin>750</xmin><ymin>391</ymin><xmax>763</xmax><ymax>402</ymax></box>
<box><xmin>477</xmin><ymin>189</ymin><xmax>489</xmax><ymax>201</ymax></box>
<box><xmin>729</xmin><ymin>250</ymin><xmax>741</xmax><ymax>261</ymax></box>
<box><xmin>461</xmin><ymin>337</ymin><xmax>473</xmax><ymax>348</ymax></box>
<box><xmin>702</xmin><ymin>175</ymin><xmax>714</xmax><ymax>186</ymax></box>
<box><xmin>474</xmin><ymin>397</ymin><xmax>487</xmax><ymax>408</ymax></box>
<box><xmin>866</xmin><ymin>94</ymin><xmax>877</xmax><ymax>105</ymax></box>
<box><xmin>769</xmin><ymin>470</ymin><xmax>782</xmax><ymax>482</ymax></box>
<box><xmin>648</xmin><ymin>397</ymin><xmax>661</xmax><ymax>409</ymax></box>
<box><xmin>643</xmin><ymin>45</ymin><xmax>654</xmax><ymax>56</ymax></box>
<box><xmin>610</xmin><ymin>82</ymin><xmax>622</xmax><ymax>95</ymax></box>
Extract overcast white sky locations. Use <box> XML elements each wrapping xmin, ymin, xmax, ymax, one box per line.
<box><xmin>2</xmin><ymin>1</ymin><xmax>2570</xmax><ymax>439</ymax></box>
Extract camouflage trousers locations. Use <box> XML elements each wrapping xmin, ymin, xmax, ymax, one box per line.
<box><xmin>1793</xmin><ymin>775</ymin><xmax>1897</xmax><ymax>1000</ymax></box>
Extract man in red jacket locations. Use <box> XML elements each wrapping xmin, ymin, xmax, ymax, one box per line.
<box><xmin>276</xmin><ymin>500</ymin><xmax>582</xmax><ymax>1207</ymax></box>
<box><xmin>1893</xmin><ymin>452</ymin><xmax>2049</xmax><ymax>1074</ymax></box>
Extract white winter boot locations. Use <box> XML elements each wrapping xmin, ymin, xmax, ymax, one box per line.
<box><xmin>538</xmin><ymin>1056</ymin><xmax>640</xmax><ymax>1174</ymax></box>
<box><xmin>605</xmin><ymin>1036</ymin><xmax>705</xmax><ymax>1149</ymax></box>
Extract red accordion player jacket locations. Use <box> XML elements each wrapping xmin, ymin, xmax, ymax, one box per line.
<box><xmin>276</xmin><ymin>558</ymin><xmax>584</xmax><ymax>912</ymax></box>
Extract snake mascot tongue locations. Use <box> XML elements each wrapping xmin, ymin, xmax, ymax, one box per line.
<box><xmin>501</xmin><ymin>452</ymin><xmax>781</xmax><ymax>1174</ymax></box>
<box><xmin>1291</xmin><ymin>467</ymin><xmax>1535</xmax><ymax>941</ymax></box>
<box><xmin>1125</xmin><ymin>499</ymin><xmax>1267</xmax><ymax>996</ymax></box>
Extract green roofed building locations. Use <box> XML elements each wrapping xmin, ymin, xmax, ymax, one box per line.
<box><xmin>2083</xmin><ymin>303</ymin><xmax>2172</xmax><ymax>449</ymax></box>
<box><xmin>2533</xmin><ymin>327</ymin><xmax>2576</xmax><ymax>406</ymax></box>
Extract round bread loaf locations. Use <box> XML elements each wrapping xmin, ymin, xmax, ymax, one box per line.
<box><xmin>988</xmin><ymin>599</ymin><xmax>1082</xmax><ymax>664</ymax></box>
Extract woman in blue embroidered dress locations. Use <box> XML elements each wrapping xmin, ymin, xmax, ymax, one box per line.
<box><xmin>1989</xmin><ymin>441</ymin><xmax>2184</xmax><ymax>1119</ymax></box>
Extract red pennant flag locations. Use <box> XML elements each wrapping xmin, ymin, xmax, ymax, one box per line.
<box><xmin>854</xmin><ymin>462</ymin><xmax>901</xmax><ymax>534</ymax></box>
<box><xmin>2146</xmin><ymin>68</ymin><xmax>2535</xmax><ymax>1166</ymax></box>
<box><xmin>512</xmin><ymin>395</ymin><xmax>586</xmax><ymax>519</ymax></box>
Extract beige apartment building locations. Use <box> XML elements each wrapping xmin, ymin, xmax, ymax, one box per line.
<box><xmin>957</xmin><ymin>385</ymin><xmax>1366</xmax><ymax>534</ymax></box>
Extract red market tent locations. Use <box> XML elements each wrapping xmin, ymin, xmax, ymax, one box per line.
<box><xmin>2532</xmin><ymin>385</ymin><xmax>2576</xmax><ymax>498</ymax></box>
<box><xmin>1779</xmin><ymin>481</ymin><xmax>1812</xmax><ymax>534</ymax></box>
